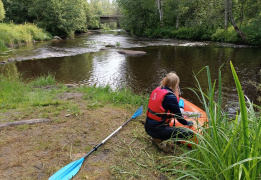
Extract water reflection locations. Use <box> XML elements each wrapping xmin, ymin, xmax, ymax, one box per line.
<box><xmin>0</xmin><ymin>31</ymin><xmax>260</xmax><ymax>108</ymax></box>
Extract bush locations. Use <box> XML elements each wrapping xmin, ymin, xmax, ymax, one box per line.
<box><xmin>29</xmin><ymin>0</ymin><xmax>88</xmax><ymax>38</ymax></box>
<box><xmin>0</xmin><ymin>0</ymin><xmax>5</xmax><ymax>21</ymax></box>
<box><xmin>145</xmin><ymin>27</ymin><xmax>213</xmax><ymax>40</ymax></box>
<box><xmin>241</xmin><ymin>18</ymin><xmax>261</xmax><ymax>45</ymax></box>
<box><xmin>0</xmin><ymin>23</ymin><xmax>51</xmax><ymax>49</ymax></box>
<box><xmin>211</xmin><ymin>26</ymin><xmax>240</xmax><ymax>43</ymax></box>
<box><xmin>145</xmin><ymin>27</ymin><xmax>176</xmax><ymax>38</ymax></box>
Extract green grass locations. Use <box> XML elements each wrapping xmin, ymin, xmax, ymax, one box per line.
<box><xmin>0</xmin><ymin>74</ymin><xmax>62</xmax><ymax>109</ymax></box>
<box><xmin>0</xmin><ymin>74</ymin><xmax>149</xmax><ymax>111</ymax></box>
<box><xmin>78</xmin><ymin>85</ymin><xmax>149</xmax><ymax>108</ymax></box>
<box><xmin>29</xmin><ymin>74</ymin><xmax>57</xmax><ymax>87</ymax></box>
<box><xmin>2</xmin><ymin>68</ymin><xmax>259</xmax><ymax>179</ymax></box>
<box><xmin>161</xmin><ymin>63</ymin><xmax>261</xmax><ymax>179</ymax></box>
<box><xmin>0</xmin><ymin>23</ymin><xmax>51</xmax><ymax>50</ymax></box>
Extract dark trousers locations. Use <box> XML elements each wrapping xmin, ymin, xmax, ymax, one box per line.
<box><xmin>145</xmin><ymin>119</ymin><xmax>194</xmax><ymax>140</ymax></box>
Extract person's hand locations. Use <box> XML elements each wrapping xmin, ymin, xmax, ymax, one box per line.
<box><xmin>187</xmin><ymin>121</ymin><xmax>194</xmax><ymax>127</ymax></box>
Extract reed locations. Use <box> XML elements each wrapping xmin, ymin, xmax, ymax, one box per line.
<box><xmin>161</xmin><ymin>63</ymin><xmax>261</xmax><ymax>179</ymax></box>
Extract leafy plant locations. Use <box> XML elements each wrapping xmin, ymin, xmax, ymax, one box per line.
<box><xmin>162</xmin><ymin>63</ymin><xmax>261</xmax><ymax>179</ymax></box>
<box><xmin>0</xmin><ymin>0</ymin><xmax>5</xmax><ymax>21</ymax></box>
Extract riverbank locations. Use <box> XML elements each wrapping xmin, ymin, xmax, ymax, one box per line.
<box><xmin>0</xmin><ymin>75</ymin><xmax>185</xmax><ymax>179</ymax></box>
<box><xmin>144</xmin><ymin>26</ymin><xmax>261</xmax><ymax>46</ymax></box>
<box><xmin>1</xmin><ymin>67</ymin><xmax>260</xmax><ymax>179</ymax></box>
<box><xmin>0</xmin><ymin>23</ymin><xmax>52</xmax><ymax>51</ymax></box>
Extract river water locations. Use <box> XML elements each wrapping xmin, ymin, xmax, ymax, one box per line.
<box><xmin>0</xmin><ymin>30</ymin><xmax>260</xmax><ymax>109</ymax></box>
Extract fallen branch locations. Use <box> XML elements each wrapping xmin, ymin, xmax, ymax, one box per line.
<box><xmin>0</xmin><ymin>118</ymin><xmax>50</xmax><ymax>128</ymax></box>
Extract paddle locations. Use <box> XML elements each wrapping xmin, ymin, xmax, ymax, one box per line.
<box><xmin>49</xmin><ymin>106</ymin><xmax>143</xmax><ymax>180</ymax></box>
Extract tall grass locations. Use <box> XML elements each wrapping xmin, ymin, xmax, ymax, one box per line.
<box><xmin>0</xmin><ymin>23</ymin><xmax>51</xmax><ymax>50</ymax></box>
<box><xmin>161</xmin><ymin>63</ymin><xmax>261</xmax><ymax>179</ymax></box>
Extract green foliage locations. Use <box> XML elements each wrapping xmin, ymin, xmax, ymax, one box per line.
<box><xmin>86</xmin><ymin>0</ymin><xmax>119</xmax><ymax>29</ymax></box>
<box><xmin>117</xmin><ymin>0</ymin><xmax>159</xmax><ymax>36</ymax></box>
<box><xmin>0</xmin><ymin>23</ymin><xmax>51</xmax><ymax>48</ymax></box>
<box><xmin>241</xmin><ymin>16</ymin><xmax>261</xmax><ymax>45</ymax></box>
<box><xmin>29</xmin><ymin>74</ymin><xmax>56</xmax><ymax>87</ymax></box>
<box><xmin>145</xmin><ymin>26</ymin><xmax>213</xmax><ymax>40</ymax></box>
<box><xmin>145</xmin><ymin>27</ymin><xmax>176</xmax><ymax>38</ymax></box>
<box><xmin>174</xmin><ymin>27</ymin><xmax>213</xmax><ymax>40</ymax></box>
<box><xmin>0</xmin><ymin>74</ymin><xmax>61</xmax><ymax>109</ymax></box>
<box><xmin>79</xmin><ymin>85</ymin><xmax>148</xmax><ymax>107</ymax></box>
<box><xmin>0</xmin><ymin>40</ymin><xmax>7</xmax><ymax>51</ymax></box>
<box><xmin>117</xmin><ymin>0</ymin><xmax>261</xmax><ymax>45</ymax></box>
<box><xmin>211</xmin><ymin>27</ymin><xmax>240</xmax><ymax>43</ymax></box>
<box><xmin>0</xmin><ymin>0</ymin><xmax>5</xmax><ymax>21</ymax></box>
<box><xmin>29</xmin><ymin>0</ymin><xmax>88</xmax><ymax>38</ymax></box>
<box><xmin>2</xmin><ymin>0</ymin><xmax>34</xmax><ymax>23</ymax></box>
<box><xmin>163</xmin><ymin>65</ymin><xmax>261</xmax><ymax>179</ymax></box>
<box><xmin>0</xmin><ymin>75</ymin><xmax>29</xmax><ymax>109</ymax></box>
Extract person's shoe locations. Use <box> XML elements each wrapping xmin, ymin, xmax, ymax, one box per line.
<box><xmin>151</xmin><ymin>138</ymin><xmax>173</xmax><ymax>153</ymax></box>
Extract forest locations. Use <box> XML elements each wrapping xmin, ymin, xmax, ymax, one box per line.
<box><xmin>0</xmin><ymin>0</ymin><xmax>261</xmax><ymax>45</ymax></box>
<box><xmin>1</xmin><ymin>0</ymin><xmax>118</xmax><ymax>37</ymax></box>
<box><xmin>117</xmin><ymin>0</ymin><xmax>261</xmax><ymax>45</ymax></box>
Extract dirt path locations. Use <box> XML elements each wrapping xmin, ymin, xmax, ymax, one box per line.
<box><xmin>0</xmin><ymin>92</ymin><xmax>179</xmax><ymax>180</ymax></box>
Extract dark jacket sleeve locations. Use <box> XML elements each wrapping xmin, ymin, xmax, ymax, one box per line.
<box><xmin>162</xmin><ymin>93</ymin><xmax>189</xmax><ymax>125</ymax></box>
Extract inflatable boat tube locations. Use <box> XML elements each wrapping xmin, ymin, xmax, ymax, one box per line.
<box><xmin>175</xmin><ymin>98</ymin><xmax>208</xmax><ymax>147</ymax></box>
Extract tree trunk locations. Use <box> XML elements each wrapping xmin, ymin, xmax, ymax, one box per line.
<box><xmin>175</xmin><ymin>0</ymin><xmax>180</xmax><ymax>29</ymax></box>
<box><xmin>228</xmin><ymin>0</ymin><xmax>247</xmax><ymax>42</ymax></box>
<box><xmin>224</xmin><ymin>0</ymin><xmax>228</xmax><ymax>30</ymax></box>
<box><xmin>176</xmin><ymin>15</ymin><xmax>179</xmax><ymax>29</ymax></box>
<box><xmin>240</xmin><ymin>3</ymin><xmax>244</xmax><ymax>26</ymax></box>
<box><xmin>156</xmin><ymin>0</ymin><xmax>164</xmax><ymax>27</ymax></box>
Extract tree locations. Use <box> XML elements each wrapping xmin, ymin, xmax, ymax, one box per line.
<box><xmin>156</xmin><ymin>0</ymin><xmax>164</xmax><ymax>27</ymax></box>
<box><xmin>29</xmin><ymin>0</ymin><xmax>88</xmax><ymax>37</ymax></box>
<box><xmin>117</xmin><ymin>0</ymin><xmax>159</xmax><ymax>35</ymax></box>
<box><xmin>2</xmin><ymin>0</ymin><xmax>34</xmax><ymax>23</ymax></box>
<box><xmin>0</xmin><ymin>0</ymin><xmax>5</xmax><ymax>21</ymax></box>
<box><xmin>224</xmin><ymin>0</ymin><xmax>228</xmax><ymax>29</ymax></box>
<box><xmin>228</xmin><ymin>0</ymin><xmax>247</xmax><ymax>42</ymax></box>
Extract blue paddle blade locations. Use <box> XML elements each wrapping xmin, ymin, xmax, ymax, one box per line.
<box><xmin>49</xmin><ymin>157</ymin><xmax>85</xmax><ymax>180</ymax></box>
<box><xmin>132</xmin><ymin>106</ymin><xmax>143</xmax><ymax>119</ymax></box>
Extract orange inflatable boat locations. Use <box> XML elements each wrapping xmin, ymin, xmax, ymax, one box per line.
<box><xmin>175</xmin><ymin>97</ymin><xmax>208</xmax><ymax>146</ymax></box>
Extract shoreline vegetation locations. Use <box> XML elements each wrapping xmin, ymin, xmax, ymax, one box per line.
<box><xmin>0</xmin><ymin>23</ymin><xmax>52</xmax><ymax>51</ymax></box>
<box><xmin>0</xmin><ymin>63</ymin><xmax>260</xmax><ymax>179</ymax></box>
<box><xmin>0</xmin><ymin>0</ymin><xmax>261</xmax><ymax>53</ymax></box>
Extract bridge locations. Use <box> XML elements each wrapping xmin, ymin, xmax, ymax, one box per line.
<box><xmin>99</xmin><ymin>15</ymin><xmax>121</xmax><ymax>23</ymax></box>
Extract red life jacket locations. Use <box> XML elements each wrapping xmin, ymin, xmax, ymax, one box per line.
<box><xmin>147</xmin><ymin>87</ymin><xmax>176</xmax><ymax>122</ymax></box>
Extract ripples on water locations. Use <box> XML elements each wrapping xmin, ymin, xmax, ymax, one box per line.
<box><xmin>0</xmin><ymin>30</ymin><xmax>260</xmax><ymax>110</ymax></box>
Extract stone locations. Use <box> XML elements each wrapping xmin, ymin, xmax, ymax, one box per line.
<box><xmin>118</xmin><ymin>50</ymin><xmax>146</xmax><ymax>56</ymax></box>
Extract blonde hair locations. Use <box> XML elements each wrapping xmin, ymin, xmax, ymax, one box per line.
<box><xmin>160</xmin><ymin>72</ymin><xmax>180</xmax><ymax>93</ymax></box>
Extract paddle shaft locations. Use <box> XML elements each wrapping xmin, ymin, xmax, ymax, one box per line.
<box><xmin>84</xmin><ymin>117</ymin><xmax>133</xmax><ymax>159</ymax></box>
<box><xmin>49</xmin><ymin>106</ymin><xmax>143</xmax><ymax>180</ymax></box>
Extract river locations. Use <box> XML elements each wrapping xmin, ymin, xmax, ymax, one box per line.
<box><xmin>0</xmin><ymin>30</ymin><xmax>260</xmax><ymax>110</ymax></box>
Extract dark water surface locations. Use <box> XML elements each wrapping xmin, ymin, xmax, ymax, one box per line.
<box><xmin>0</xmin><ymin>30</ymin><xmax>260</xmax><ymax>108</ymax></box>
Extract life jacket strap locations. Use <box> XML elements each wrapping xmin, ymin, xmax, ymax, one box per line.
<box><xmin>147</xmin><ymin>108</ymin><xmax>171</xmax><ymax>118</ymax></box>
<box><xmin>147</xmin><ymin>108</ymin><xmax>176</xmax><ymax>127</ymax></box>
